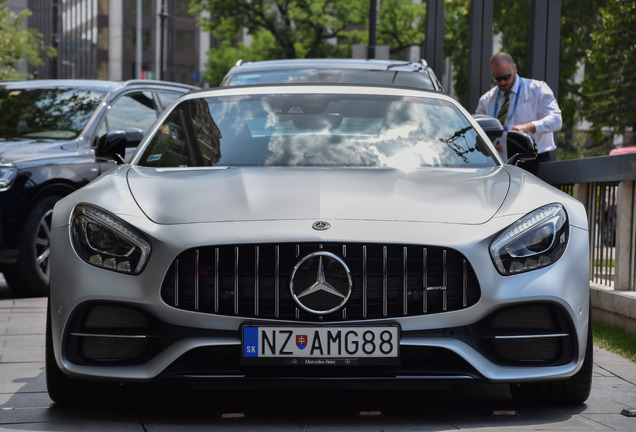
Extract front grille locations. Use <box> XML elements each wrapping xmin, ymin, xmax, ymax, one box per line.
<box><xmin>160</xmin><ymin>243</ymin><xmax>481</xmax><ymax>321</ymax></box>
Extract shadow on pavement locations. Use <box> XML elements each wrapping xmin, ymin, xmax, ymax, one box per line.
<box><xmin>1</xmin><ymin>369</ymin><xmax>588</xmax><ymax>431</ymax></box>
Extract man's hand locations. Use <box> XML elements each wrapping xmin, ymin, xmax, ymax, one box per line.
<box><xmin>511</xmin><ymin>122</ymin><xmax>536</xmax><ymax>134</ymax></box>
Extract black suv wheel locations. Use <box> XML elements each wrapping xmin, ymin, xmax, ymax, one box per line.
<box><xmin>3</xmin><ymin>195</ymin><xmax>60</xmax><ymax>297</ymax></box>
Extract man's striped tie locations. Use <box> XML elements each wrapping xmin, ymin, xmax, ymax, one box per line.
<box><xmin>497</xmin><ymin>91</ymin><xmax>510</xmax><ymax>126</ymax></box>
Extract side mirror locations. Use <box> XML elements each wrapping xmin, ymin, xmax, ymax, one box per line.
<box><xmin>473</xmin><ymin>114</ymin><xmax>504</xmax><ymax>141</ymax></box>
<box><xmin>506</xmin><ymin>130</ymin><xmax>537</xmax><ymax>165</ymax></box>
<box><xmin>95</xmin><ymin>129</ymin><xmax>144</xmax><ymax>165</ymax></box>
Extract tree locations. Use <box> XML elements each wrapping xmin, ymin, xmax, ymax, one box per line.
<box><xmin>376</xmin><ymin>0</ymin><xmax>427</xmax><ymax>55</ymax></box>
<box><xmin>555</xmin><ymin>0</ymin><xmax>609</xmax><ymax>157</ymax></box>
<box><xmin>190</xmin><ymin>0</ymin><xmax>365</xmax><ymax>85</ymax></box>
<box><xmin>0</xmin><ymin>1</ymin><xmax>56</xmax><ymax>80</ymax></box>
<box><xmin>581</xmin><ymin>0</ymin><xmax>636</xmax><ymax>148</ymax></box>
<box><xmin>443</xmin><ymin>0</ymin><xmax>470</xmax><ymax>101</ymax></box>
<box><xmin>189</xmin><ymin>0</ymin><xmax>427</xmax><ymax>86</ymax></box>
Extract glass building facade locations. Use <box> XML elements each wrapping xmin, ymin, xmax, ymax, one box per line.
<box><xmin>25</xmin><ymin>0</ymin><xmax>210</xmax><ymax>85</ymax></box>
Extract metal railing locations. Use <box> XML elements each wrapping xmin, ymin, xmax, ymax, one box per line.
<box><xmin>539</xmin><ymin>154</ymin><xmax>636</xmax><ymax>292</ymax></box>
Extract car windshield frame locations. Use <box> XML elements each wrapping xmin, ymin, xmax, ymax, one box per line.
<box><xmin>0</xmin><ymin>87</ymin><xmax>107</xmax><ymax>140</ymax></box>
<box><xmin>136</xmin><ymin>90</ymin><xmax>497</xmax><ymax>170</ymax></box>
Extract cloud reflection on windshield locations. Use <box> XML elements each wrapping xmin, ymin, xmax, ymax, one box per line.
<box><xmin>261</xmin><ymin>101</ymin><xmax>455</xmax><ymax>168</ymax></box>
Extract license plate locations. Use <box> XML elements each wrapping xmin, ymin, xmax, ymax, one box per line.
<box><xmin>241</xmin><ymin>325</ymin><xmax>400</xmax><ymax>366</ymax></box>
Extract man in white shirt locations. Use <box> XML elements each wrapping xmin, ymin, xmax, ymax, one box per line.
<box><xmin>475</xmin><ymin>52</ymin><xmax>562</xmax><ymax>173</ymax></box>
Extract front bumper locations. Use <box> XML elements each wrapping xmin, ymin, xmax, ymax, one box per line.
<box><xmin>58</xmin><ymin>299</ymin><xmax>580</xmax><ymax>386</ymax></box>
<box><xmin>49</xmin><ymin>216</ymin><xmax>590</xmax><ymax>386</ymax></box>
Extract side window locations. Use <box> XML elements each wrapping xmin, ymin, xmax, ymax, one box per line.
<box><xmin>156</xmin><ymin>90</ymin><xmax>184</xmax><ymax>110</ymax></box>
<box><xmin>104</xmin><ymin>91</ymin><xmax>158</xmax><ymax>133</ymax></box>
<box><xmin>139</xmin><ymin>99</ymin><xmax>220</xmax><ymax>168</ymax></box>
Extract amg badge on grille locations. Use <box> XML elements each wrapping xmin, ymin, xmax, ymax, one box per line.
<box><xmin>290</xmin><ymin>252</ymin><xmax>352</xmax><ymax>315</ymax></box>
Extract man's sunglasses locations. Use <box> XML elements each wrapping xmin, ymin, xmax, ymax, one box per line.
<box><xmin>493</xmin><ymin>71</ymin><xmax>513</xmax><ymax>82</ymax></box>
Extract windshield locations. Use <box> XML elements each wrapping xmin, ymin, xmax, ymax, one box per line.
<box><xmin>138</xmin><ymin>93</ymin><xmax>495</xmax><ymax>169</ymax></box>
<box><xmin>227</xmin><ymin>69</ymin><xmax>436</xmax><ymax>90</ymax></box>
<box><xmin>0</xmin><ymin>87</ymin><xmax>106</xmax><ymax>140</ymax></box>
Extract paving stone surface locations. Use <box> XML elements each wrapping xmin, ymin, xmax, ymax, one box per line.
<box><xmin>1</xmin><ymin>278</ymin><xmax>635</xmax><ymax>431</ymax></box>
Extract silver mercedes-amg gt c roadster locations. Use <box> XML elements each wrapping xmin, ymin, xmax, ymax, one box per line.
<box><xmin>47</xmin><ymin>84</ymin><xmax>591</xmax><ymax>405</ymax></box>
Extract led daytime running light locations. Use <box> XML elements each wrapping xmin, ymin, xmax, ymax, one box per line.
<box><xmin>490</xmin><ymin>203</ymin><xmax>568</xmax><ymax>275</ymax></box>
<box><xmin>491</xmin><ymin>205</ymin><xmax>561</xmax><ymax>254</ymax></box>
<box><xmin>71</xmin><ymin>204</ymin><xmax>151</xmax><ymax>274</ymax></box>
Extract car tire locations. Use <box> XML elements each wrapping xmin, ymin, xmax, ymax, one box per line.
<box><xmin>3</xmin><ymin>195</ymin><xmax>60</xmax><ymax>297</ymax></box>
<box><xmin>509</xmin><ymin>315</ymin><xmax>593</xmax><ymax>405</ymax></box>
<box><xmin>45</xmin><ymin>300</ymin><xmax>124</xmax><ymax>405</ymax></box>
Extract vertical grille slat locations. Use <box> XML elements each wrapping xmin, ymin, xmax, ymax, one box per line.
<box><xmin>383</xmin><ymin>246</ymin><xmax>388</xmax><ymax>317</ymax></box>
<box><xmin>423</xmin><ymin>247</ymin><xmax>428</xmax><ymax>314</ymax></box>
<box><xmin>234</xmin><ymin>247</ymin><xmax>239</xmax><ymax>315</ymax></box>
<box><xmin>214</xmin><ymin>248</ymin><xmax>219</xmax><ymax>313</ymax></box>
<box><xmin>161</xmin><ymin>243</ymin><xmax>481</xmax><ymax>321</ymax></box>
<box><xmin>443</xmin><ymin>249</ymin><xmax>448</xmax><ymax>312</ymax></box>
<box><xmin>403</xmin><ymin>247</ymin><xmax>408</xmax><ymax>316</ymax></box>
<box><xmin>275</xmin><ymin>245</ymin><xmax>280</xmax><ymax>318</ymax></box>
<box><xmin>363</xmin><ymin>245</ymin><xmax>368</xmax><ymax>318</ymax></box>
<box><xmin>463</xmin><ymin>259</ymin><xmax>467</xmax><ymax>308</ymax></box>
<box><xmin>194</xmin><ymin>249</ymin><xmax>200</xmax><ymax>311</ymax></box>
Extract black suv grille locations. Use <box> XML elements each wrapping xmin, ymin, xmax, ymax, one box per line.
<box><xmin>160</xmin><ymin>243</ymin><xmax>481</xmax><ymax>322</ymax></box>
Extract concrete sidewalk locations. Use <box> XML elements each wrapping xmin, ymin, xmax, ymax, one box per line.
<box><xmin>1</xmin><ymin>292</ymin><xmax>636</xmax><ymax>431</ymax></box>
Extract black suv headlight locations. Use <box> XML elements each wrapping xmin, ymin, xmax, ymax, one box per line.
<box><xmin>489</xmin><ymin>203</ymin><xmax>568</xmax><ymax>275</ymax></box>
<box><xmin>0</xmin><ymin>165</ymin><xmax>18</xmax><ymax>191</ymax></box>
<box><xmin>71</xmin><ymin>204</ymin><xmax>151</xmax><ymax>274</ymax></box>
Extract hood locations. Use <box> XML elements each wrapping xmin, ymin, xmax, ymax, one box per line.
<box><xmin>127</xmin><ymin>166</ymin><xmax>511</xmax><ymax>225</ymax></box>
<box><xmin>0</xmin><ymin>138</ymin><xmax>79</xmax><ymax>165</ymax></box>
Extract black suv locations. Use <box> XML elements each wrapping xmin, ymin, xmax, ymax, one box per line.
<box><xmin>0</xmin><ymin>79</ymin><xmax>197</xmax><ymax>296</ymax></box>
<box><xmin>221</xmin><ymin>58</ymin><xmax>444</xmax><ymax>92</ymax></box>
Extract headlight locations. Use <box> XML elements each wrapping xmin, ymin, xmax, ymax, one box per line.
<box><xmin>0</xmin><ymin>165</ymin><xmax>18</xmax><ymax>191</ymax></box>
<box><xmin>71</xmin><ymin>204</ymin><xmax>151</xmax><ymax>274</ymax></box>
<box><xmin>489</xmin><ymin>203</ymin><xmax>568</xmax><ymax>275</ymax></box>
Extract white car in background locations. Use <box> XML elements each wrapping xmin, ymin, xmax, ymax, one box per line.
<box><xmin>221</xmin><ymin>58</ymin><xmax>444</xmax><ymax>92</ymax></box>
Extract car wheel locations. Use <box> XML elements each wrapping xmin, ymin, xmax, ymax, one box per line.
<box><xmin>45</xmin><ymin>300</ymin><xmax>124</xmax><ymax>405</ymax></box>
<box><xmin>510</xmin><ymin>315</ymin><xmax>593</xmax><ymax>405</ymax></box>
<box><xmin>3</xmin><ymin>195</ymin><xmax>60</xmax><ymax>297</ymax></box>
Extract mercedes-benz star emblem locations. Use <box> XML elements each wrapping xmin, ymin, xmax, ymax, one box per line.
<box><xmin>289</xmin><ymin>251</ymin><xmax>352</xmax><ymax>315</ymax></box>
<box><xmin>312</xmin><ymin>221</ymin><xmax>331</xmax><ymax>231</ymax></box>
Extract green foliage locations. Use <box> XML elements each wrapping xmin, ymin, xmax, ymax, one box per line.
<box><xmin>487</xmin><ymin>0</ymin><xmax>632</xmax><ymax>159</ymax></box>
<box><xmin>376</xmin><ymin>0</ymin><xmax>427</xmax><ymax>55</ymax></box>
<box><xmin>0</xmin><ymin>1</ymin><xmax>56</xmax><ymax>80</ymax></box>
<box><xmin>581</xmin><ymin>0</ymin><xmax>636</xmax><ymax>140</ymax></box>
<box><xmin>492</xmin><ymin>0</ymin><xmax>531</xmax><ymax>76</ymax></box>
<box><xmin>443</xmin><ymin>0</ymin><xmax>470</xmax><ymax>102</ymax></box>
<box><xmin>190</xmin><ymin>0</ymin><xmax>369</xmax><ymax>85</ymax></box>
<box><xmin>558</xmin><ymin>0</ymin><xmax>610</xmax><ymax>158</ymax></box>
<box><xmin>189</xmin><ymin>0</ymin><xmax>430</xmax><ymax>86</ymax></box>
<box><xmin>444</xmin><ymin>0</ymin><xmax>531</xmax><ymax>104</ymax></box>
<box><xmin>593</xmin><ymin>321</ymin><xmax>636</xmax><ymax>363</ymax></box>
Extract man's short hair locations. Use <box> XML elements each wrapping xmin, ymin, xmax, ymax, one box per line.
<box><xmin>490</xmin><ymin>52</ymin><xmax>514</xmax><ymax>67</ymax></box>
